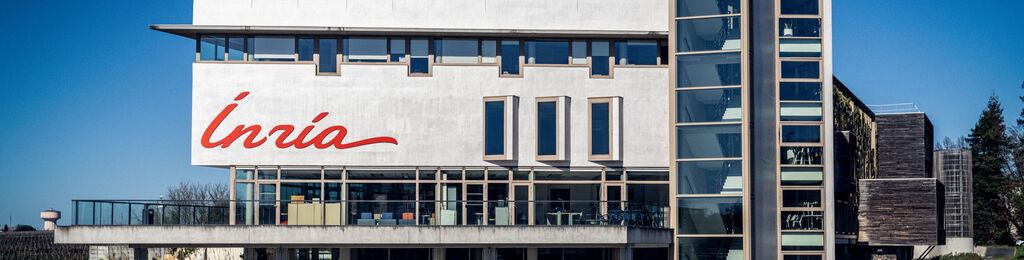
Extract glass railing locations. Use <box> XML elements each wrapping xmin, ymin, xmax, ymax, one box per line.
<box><xmin>72</xmin><ymin>200</ymin><xmax>666</xmax><ymax>228</ymax></box>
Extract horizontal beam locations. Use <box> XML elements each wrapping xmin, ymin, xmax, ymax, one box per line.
<box><xmin>150</xmin><ymin>25</ymin><xmax>669</xmax><ymax>39</ymax></box>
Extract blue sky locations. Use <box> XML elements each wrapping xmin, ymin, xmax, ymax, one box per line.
<box><xmin>0</xmin><ymin>0</ymin><xmax>1021</xmax><ymax>228</ymax></box>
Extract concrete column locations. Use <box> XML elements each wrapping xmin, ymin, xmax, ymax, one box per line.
<box><xmin>338</xmin><ymin>248</ymin><xmax>351</xmax><ymax>260</ymax></box>
<box><xmin>433</xmin><ymin>247</ymin><xmax>445</xmax><ymax>260</ymax></box>
<box><xmin>527</xmin><ymin>248</ymin><xmax>538</xmax><ymax>260</ymax></box>
<box><xmin>132</xmin><ymin>247</ymin><xmax>148</xmax><ymax>260</ymax></box>
<box><xmin>243</xmin><ymin>248</ymin><xmax>258</xmax><ymax>260</ymax></box>
<box><xmin>618</xmin><ymin>246</ymin><xmax>632</xmax><ymax>260</ymax></box>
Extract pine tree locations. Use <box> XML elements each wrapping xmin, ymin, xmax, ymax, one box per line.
<box><xmin>1010</xmin><ymin>83</ymin><xmax>1024</xmax><ymax>239</ymax></box>
<box><xmin>969</xmin><ymin>95</ymin><xmax>1014</xmax><ymax>245</ymax></box>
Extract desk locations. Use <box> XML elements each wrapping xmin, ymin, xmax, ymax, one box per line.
<box><xmin>546</xmin><ymin>212</ymin><xmax>583</xmax><ymax>225</ymax></box>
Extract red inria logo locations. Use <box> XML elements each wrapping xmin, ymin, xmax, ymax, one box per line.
<box><xmin>200</xmin><ymin>91</ymin><xmax>398</xmax><ymax>149</ymax></box>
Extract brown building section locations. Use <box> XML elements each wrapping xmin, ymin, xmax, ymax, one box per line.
<box><xmin>858</xmin><ymin>178</ymin><xmax>945</xmax><ymax>246</ymax></box>
<box><xmin>875</xmin><ymin>113</ymin><xmax>934</xmax><ymax>178</ymax></box>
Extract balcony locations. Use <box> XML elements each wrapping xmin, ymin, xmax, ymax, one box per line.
<box><xmin>58</xmin><ymin>200</ymin><xmax>671</xmax><ymax>247</ymax></box>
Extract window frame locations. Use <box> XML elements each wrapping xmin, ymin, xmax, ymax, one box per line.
<box><xmin>314</xmin><ymin>36</ymin><xmax>341</xmax><ymax>76</ymax></box>
<box><xmin>483</xmin><ymin>96</ymin><xmax>518</xmax><ymax>161</ymax></box>
<box><xmin>536</xmin><ymin>96</ymin><xmax>569</xmax><ymax>161</ymax></box>
<box><xmin>588</xmin><ymin>97</ymin><xmax>622</xmax><ymax>161</ymax></box>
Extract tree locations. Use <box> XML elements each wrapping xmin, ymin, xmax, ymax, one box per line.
<box><xmin>969</xmin><ymin>95</ymin><xmax>1014</xmax><ymax>245</ymax></box>
<box><xmin>1009</xmin><ymin>82</ymin><xmax>1024</xmax><ymax>239</ymax></box>
<box><xmin>163</xmin><ymin>180</ymin><xmax>228</xmax><ymax>259</ymax></box>
<box><xmin>13</xmin><ymin>224</ymin><xmax>35</xmax><ymax>231</ymax></box>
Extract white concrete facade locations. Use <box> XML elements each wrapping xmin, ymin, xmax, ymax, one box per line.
<box><xmin>192</xmin><ymin>64</ymin><xmax>669</xmax><ymax>167</ymax></box>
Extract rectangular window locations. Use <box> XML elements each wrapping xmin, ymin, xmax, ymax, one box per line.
<box><xmin>676</xmin><ymin>52</ymin><xmax>741</xmax><ymax>87</ymax></box>
<box><xmin>484</xmin><ymin>96</ymin><xmax>516</xmax><ymax>160</ymax></box>
<box><xmin>675</xmin><ymin>88</ymin><xmax>742</xmax><ymax>123</ymax></box>
<box><xmin>780</xmin><ymin>82</ymin><xmax>822</xmax><ymax>101</ymax></box>
<box><xmin>781</xmin><ymin>167</ymin><xmax>824</xmax><ymax>186</ymax></box>
<box><xmin>782</xmin><ymin>211</ymin><xmax>824</xmax><ymax>230</ymax></box>
<box><xmin>615</xmin><ymin>40</ymin><xmax>659</xmax><ymax>65</ymax></box>
<box><xmin>781</xmin><ymin>232</ymin><xmax>825</xmax><ymax>251</ymax></box>
<box><xmin>571</xmin><ymin>40</ymin><xmax>587</xmax><ymax>64</ymax></box>
<box><xmin>537</xmin><ymin>100</ymin><xmax>558</xmax><ymax>157</ymax></box>
<box><xmin>781</xmin><ymin>103</ymin><xmax>823</xmax><ymax>121</ymax></box>
<box><xmin>249</xmin><ymin>36</ymin><xmax>295</xmax><ymax>62</ymax></box>
<box><xmin>781</xmin><ymin>147</ymin><xmax>823</xmax><ymax>165</ymax></box>
<box><xmin>227</xmin><ymin>36</ymin><xmax>245</xmax><ymax>61</ymax></box>
<box><xmin>627</xmin><ymin>171</ymin><xmax>670</xmax><ymax>181</ymax></box>
<box><xmin>675</xmin><ymin>16</ymin><xmax>742</xmax><ymax>53</ymax></box>
<box><xmin>409</xmin><ymin>39</ymin><xmax>430</xmax><ymax>74</ymax></box>
<box><xmin>435</xmin><ymin>38</ymin><xmax>479</xmax><ymax>64</ymax></box>
<box><xmin>781</xmin><ymin>125</ymin><xmax>821</xmax><ymax>143</ymax></box>
<box><xmin>677</xmin><ymin>197</ymin><xmax>743</xmax><ymax>234</ymax></box>
<box><xmin>780</xmin><ymin>38</ymin><xmax>822</xmax><ymax>57</ymax></box>
<box><xmin>257</xmin><ymin>167</ymin><xmax>277</xmax><ymax>180</ymax></box>
<box><xmin>783</xmin><ymin>189</ymin><xmax>822</xmax><ymax>208</ymax></box>
<box><xmin>678</xmin><ymin>237</ymin><xmax>743</xmax><ymax>260</ymax></box>
<box><xmin>343</xmin><ymin>37</ymin><xmax>387</xmax><ymax>62</ymax></box>
<box><xmin>676</xmin><ymin>160</ymin><xmax>742</xmax><ymax>195</ymax></box>
<box><xmin>390</xmin><ymin>38</ymin><xmax>406</xmax><ymax>62</ymax></box>
<box><xmin>318</xmin><ymin>38</ymin><xmax>338</xmax><ymax>74</ymax></box>
<box><xmin>235</xmin><ymin>167</ymin><xmax>255</xmax><ymax>180</ymax></box>
<box><xmin>199</xmin><ymin>35</ymin><xmax>225</xmax><ymax>61</ymax></box>
<box><xmin>234</xmin><ymin>182</ymin><xmax>254</xmax><ymax>225</ymax></box>
<box><xmin>676</xmin><ymin>124</ymin><xmax>742</xmax><ymax>159</ymax></box>
<box><xmin>500</xmin><ymin>40</ymin><xmax>520</xmax><ymax>75</ymax></box>
<box><xmin>298</xmin><ymin>37</ymin><xmax>314</xmax><ymax>61</ymax></box>
<box><xmin>481</xmin><ymin>40</ymin><xmax>497</xmax><ymax>63</ymax></box>
<box><xmin>785</xmin><ymin>255</ymin><xmax>824</xmax><ymax>260</ymax></box>
<box><xmin>591</xmin><ymin>41</ymin><xmax>610</xmax><ymax>76</ymax></box>
<box><xmin>281</xmin><ymin>169</ymin><xmax>321</xmax><ymax>180</ymax></box>
<box><xmin>676</xmin><ymin>0</ymin><xmax>740</xmax><ymax>17</ymax></box>
<box><xmin>591</xmin><ymin>102</ymin><xmax>610</xmax><ymax>156</ymax></box>
<box><xmin>780</xmin><ymin>18</ymin><xmax>822</xmax><ymax>37</ymax></box>
<box><xmin>526</xmin><ymin>40</ymin><xmax>569</xmax><ymax>64</ymax></box>
<box><xmin>781</xmin><ymin>61</ymin><xmax>819</xmax><ymax>79</ymax></box>
<box><xmin>781</xmin><ymin>0</ymin><xmax>819</xmax><ymax>15</ymax></box>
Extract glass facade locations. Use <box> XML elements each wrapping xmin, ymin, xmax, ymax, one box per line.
<box><xmin>675</xmin><ymin>88</ymin><xmax>742</xmax><ymax>123</ymax></box>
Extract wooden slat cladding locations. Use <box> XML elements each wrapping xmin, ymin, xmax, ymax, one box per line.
<box><xmin>857</xmin><ymin>178</ymin><xmax>945</xmax><ymax>246</ymax></box>
<box><xmin>875</xmin><ymin>113</ymin><xmax>934</xmax><ymax>178</ymax></box>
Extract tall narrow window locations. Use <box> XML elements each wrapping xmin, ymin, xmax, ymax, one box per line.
<box><xmin>390</xmin><ymin>38</ymin><xmax>406</xmax><ymax>62</ymax></box>
<box><xmin>589</xmin><ymin>97</ymin><xmax>621</xmax><ymax>161</ymax></box>
<box><xmin>591</xmin><ymin>41</ymin><xmax>610</xmax><ymax>76</ymax></box>
<box><xmin>571</xmin><ymin>40</ymin><xmax>587</xmax><ymax>65</ymax></box>
<box><xmin>500</xmin><ymin>40</ymin><xmax>520</xmax><ymax>75</ymax></box>
<box><xmin>410</xmin><ymin>39</ymin><xmax>429</xmax><ymax>74</ymax></box>
<box><xmin>481</xmin><ymin>40</ymin><xmax>497</xmax><ymax>64</ymax></box>
<box><xmin>537</xmin><ymin>97</ymin><xmax>569</xmax><ymax>161</ymax></box>
<box><xmin>318</xmin><ymin>38</ymin><xmax>338</xmax><ymax>74</ymax></box>
<box><xmin>298</xmin><ymin>37</ymin><xmax>314</xmax><ymax>61</ymax></box>
<box><xmin>199</xmin><ymin>35</ymin><xmax>225</xmax><ymax>61</ymax></box>
<box><xmin>227</xmin><ymin>36</ymin><xmax>245</xmax><ymax>61</ymax></box>
<box><xmin>484</xmin><ymin>96</ymin><xmax>518</xmax><ymax>160</ymax></box>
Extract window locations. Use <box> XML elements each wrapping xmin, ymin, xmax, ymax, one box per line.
<box><xmin>675</xmin><ymin>16</ymin><xmax>741</xmax><ymax>53</ymax></box>
<box><xmin>257</xmin><ymin>167</ymin><xmax>277</xmax><ymax>180</ymax></box>
<box><xmin>615</xmin><ymin>40</ymin><xmax>659</xmax><ymax>65</ymax></box>
<box><xmin>484</xmin><ymin>96</ymin><xmax>517</xmax><ymax>160</ymax></box>
<box><xmin>199</xmin><ymin>35</ymin><xmax>225</xmax><ymax>61</ymax></box>
<box><xmin>782</xmin><ymin>211</ymin><xmax>823</xmax><ymax>230</ymax></box>
<box><xmin>571</xmin><ymin>40</ymin><xmax>587</xmax><ymax>64</ymax></box>
<box><xmin>435</xmin><ymin>38</ymin><xmax>479</xmax><ymax>64</ymax></box>
<box><xmin>676</xmin><ymin>0</ymin><xmax>740</xmax><ymax>17</ymax></box>
<box><xmin>526</xmin><ymin>40</ymin><xmax>569</xmax><ymax>64</ymax></box>
<box><xmin>780</xmin><ymin>39</ymin><xmax>822</xmax><ymax>57</ymax></box>
<box><xmin>781</xmin><ymin>167</ymin><xmax>824</xmax><ymax>186</ymax></box>
<box><xmin>537</xmin><ymin>97</ymin><xmax>568</xmax><ymax>161</ymax></box>
<box><xmin>298</xmin><ymin>38</ymin><xmax>314</xmax><ymax>61</ymax></box>
<box><xmin>676</xmin><ymin>52</ymin><xmax>741</xmax><ymax>87</ymax></box>
<box><xmin>676</xmin><ymin>124</ymin><xmax>742</xmax><ymax>159</ymax></box>
<box><xmin>590</xmin><ymin>41</ymin><xmax>610</xmax><ymax>76</ymax></box>
<box><xmin>500</xmin><ymin>40</ymin><xmax>520</xmax><ymax>75</ymax></box>
<box><xmin>227</xmin><ymin>36</ymin><xmax>244</xmax><ymax>61</ymax></box>
<box><xmin>780</xmin><ymin>18</ymin><xmax>821</xmax><ymax>37</ymax></box>
<box><xmin>482</xmin><ymin>40</ymin><xmax>497</xmax><ymax>63</ymax></box>
<box><xmin>781</xmin><ymin>232</ymin><xmax>824</xmax><ymax>251</ymax></box>
<box><xmin>589</xmin><ymin>97</ymin><xmax>621</xmax><ymax>161</ymax></box>
<box><xmin>678</xmin><ymin>237</ymin><xmax>743</xmax><ymax>260</ymax></box>
<box><xmin>781</xmin><ymin>125</ymin><xmax>821</xmax><ymax>143</ymax></box>
<box><xmin>781</xmin><ymin>61</ymin><xmax>819</xmax><ymax>79</ymax></box>
<box><xmin>281</xmin><ymin>169</ymin><xmax>321</xmax><ymax>180</ymax></box>
<box><xmin>248</xmin><ymin>36</ymin><xmax>295</xmax><ymax>62</ymax></box>
<box><xmin>676</xmin><ymin>160</ymin><xmax>742</xmax><ymax>194</ymax></box>
<box><xmin>343</xmin><ymin>37</ymin><xmax>387</xmax><ymax>62</ymax></box>
<box><xmin>410</xmin><ymin>39</ymin><xmax>429</xmax><ymax>74</ymax></box>
<box><xmin>390</xmin><ymin>38</ymin><xmax>406</xmax><ymax>62</ymax></box>
<box><xmin>677</xmin><ymin>197</ymin><xmax>743</xmax><ymax>234</ymax></box>
<box><xmin>235</xmin><ymin>167</ymin><xmax>254</xmax><ymax>180</ymax></box>
<box><xmin>780</xmin><ymin>82</ymin><xmax>822</xmax><ymax>101</ymax></box>
<box><xmin>784</xmin><ymin>255</ymin><xmax>824</xmax><ymax>260</ymax></box>
<box><xmin>783</xmin><ymin>189</ymin><xmax>821</xmax><ymax>208</ymax></box>
<box><xmin>318</xmin><ymin>38</ymin><xmax>338</xmax><ymax>74</ymax></box>
<box><xmin>781</xmin><ymin>103</ymin><xmax>823</xmax><ymax>121</ymax></box>
<box><xmin>675</xmin><ymin>88</ymin><xmax>742</xmax><ymax>123</ymax></box>
<box><xmin>781</xmin><ymin>0</ymin><xmax>819</xmax><ymax>15</ymax></box>
<box><xmin>781</xmin><ymin>147</ymin><xmax>823</xmax><ymax>165</ymax></box>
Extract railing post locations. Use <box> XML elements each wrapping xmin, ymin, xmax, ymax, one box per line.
<box><xmin>128</xmin><ymin>202</ymin><xmax>132</xmax><ymax>226</ymax></box>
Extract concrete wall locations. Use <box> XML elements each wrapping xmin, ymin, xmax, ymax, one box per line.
<box><xmin>193</xmin><ymin>0</ymin><xmax>668</xmax><ymax>32</ymax></box>
<box><xmin>192</xmin><ymin>63</ymin><xmax>669</xmax><ymax>167</ymax></box>
<box><xmin>56</xmin><ymin>226</ymin><xmax>672</xmax><ymax>247</ymax></box>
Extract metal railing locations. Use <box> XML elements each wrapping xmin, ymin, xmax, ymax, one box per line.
<box><xmin>72</xmin><ymin>200</ymin><xmax>667</xmax><ymax>228</ymax></box>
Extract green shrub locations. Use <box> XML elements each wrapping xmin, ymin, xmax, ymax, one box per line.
<box><xmin>934</xmin><ymin>252</ymin><xmax>982</xmax><ymax>260</ymax></box>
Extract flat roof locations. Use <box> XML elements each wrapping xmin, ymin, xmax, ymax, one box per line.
<box><xmin>150</xmin><ymin>25</ymin><xmax>669</xmax><ymax>39</ymax></box>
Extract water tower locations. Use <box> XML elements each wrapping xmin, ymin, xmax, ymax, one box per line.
<box><xmin>40</xmin><ymin>209</ymin><xmax>60</xmax><ymax>231</ymax></box>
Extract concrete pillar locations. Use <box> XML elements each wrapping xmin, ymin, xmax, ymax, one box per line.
<box><xmin>526</xmin><ymin>248</ymin><xmax>538</xmax><ymax>260</ymax></box>
<box><xmin>243</xmin><ymin>248</ymin><xmax>257</xmax><ymax>260</ymax></box>
<box><xmin>133</xmin><ymin>247</ymin><xmax>148</xmax><ymax>260</ymax></box>
<box><xmin>432</xmin><ymin>247</ymin><xmax>445</xmax><ymax>260</ymax></box>
<box><xmin>618</xmin><ymin>246</ymin><xmax>632</xmax><ymax>260</ymax></box>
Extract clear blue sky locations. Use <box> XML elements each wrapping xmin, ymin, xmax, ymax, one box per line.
<box><xmin>0</xmin><ymin>0</ymin><xmax>1021</xmax><ymax>228</ymax></box>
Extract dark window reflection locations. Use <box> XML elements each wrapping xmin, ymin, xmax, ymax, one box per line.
<box><xmin>780</xmin><ymin>18</ymin><xmax>821</xmax><ymax>37</ymax></box>
<box><xmin>676</xmin><ymin>124</ymin><xmax>742</xmax><ymax>159</ymax></box>
<box><xmin>675</xmin><ymin>17</ymin><xmax>741</xmax><ymax>53</ymax></box>
<box><xmin>591</xmin><ymin>102</ymin><xmax>610</xmax><ymax>155</ymax></box>
<box><xmin>781</xmin><ymin>146</ymin><xmax>823</xmax><ymax>165</ymax></box>
<box><xmin>677</xmin><ymin>160</ymin><xmax>742</xmax><ymax>195</ymax></box>
<box><xmin>676</xmin><ymin>88</ymin><xmax>742</xmax><ymax>123</ymax></box>
<box><xmin>781</xmin><ymin>125</ymin><xmax>821</xmax><ymax>143</ymax></box>
<box><xmin>537</xmin><ymin>101</ymin><xmax>558</xmax><ymax>156</ymax></box>
<box><xmin>676</xmin><ymin>0</ymin><xmax>741</xmax><ymax>17</ymax></box>
<box><xmin>783</xmin><ymin>189</ymin><xmax>821</xmax><ymax>208</ymax></box>
<box><xmin>781</xmin><ymin>0</ymin><xmax>819</xmax><ymax>15</ymax></box>
<box><xmin>781</xmin><ymin>61</ymin><xmax>819</xmax><ymax>79</ymax></box>
<box><xmin>677</xmin><ymin>237</ymin><xmax>743</xmax><ymax>260</ymax></box>
<box><xmin>676</xmin><ymin>197</ymin><xmax>743</xmax><ymax>234</ymax></box>
<box><xmin>780</xmin><ymin>82</ymin><xmax>822</xmax><ymax>101</ymax></box>
<box><xmin>485</xmin><ymin>100</ymin><xmax>505</xmax><ymax>156</ymax></box>
<box><xmin>676</xmin><ymin>53</ymin><xmax>741</xmax><ymax>88</ymax></box>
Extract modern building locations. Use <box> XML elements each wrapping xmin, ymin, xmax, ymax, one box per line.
<box><xmin>920</xmin><ymin>148</ymin><xmax>974</xmax><ymax>256</ymax></box>
<box><xmin>53</xmin><ymin>0</ymin><xmax>949</xmax><ymax>259</ymax></box>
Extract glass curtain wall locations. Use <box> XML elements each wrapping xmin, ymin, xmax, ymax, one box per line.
<box><xmin>778</xmin><ymin>0</ymin><xmax>826</xmax><ymax>258</ymax></box>
<box><xmin>672</xmin><ymin>0</ymin><xmax>747</xmax><ymax>259</ymax></box>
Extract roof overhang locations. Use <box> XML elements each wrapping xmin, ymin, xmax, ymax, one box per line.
<box><xmin>150</xmin><ymin>25</ymin><xmax>669</xmax><ymax>39</ymax></box>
